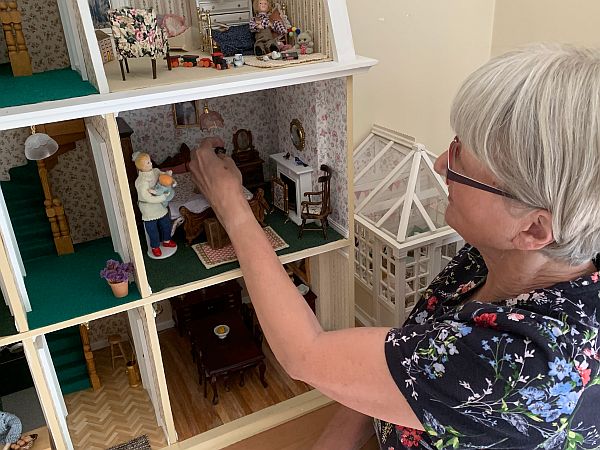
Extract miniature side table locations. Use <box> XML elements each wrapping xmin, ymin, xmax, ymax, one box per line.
<box><xmin>190</xmin><ymin>310</ymin><xmax>267</xmax><ymax>405</ymax></box>
<box><xmin>270</xmin><ymin>153</ymin><xmax>313</xmax><ymax>225</ymax></box>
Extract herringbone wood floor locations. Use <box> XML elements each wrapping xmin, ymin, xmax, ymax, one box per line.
<box><xmin>64</xmin><ymin>345</ymin><xmax>167</xmax><ymax>450</ymax></box>
<box><xmin>159</xmin><ymin>327</ymin><xmax>313</xmax><ymax>441</ymax></box>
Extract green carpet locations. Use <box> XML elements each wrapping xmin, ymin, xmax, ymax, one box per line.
<box><xmin>26</xmin><ymin>237</ymin><xmax>141</xmax><ymax>329</ymax></box>
<box><xmin>144</xmin><ymin>209</ymin><xmax>344</xmax><ymax>293</ymax></box>
<box><xmin>0</xmin><ymin>64</ymin><xmax>98</xmax><ymax>108</ymax></box>
<box><xmin>0</xmin><ymin>297</ymin><xmax>17</xmax><ymax>337</ymax></box>
<box><xmin>47</xmin><ymin>326</ymin><xmax>91</xmax><ymax>395</ymax></box>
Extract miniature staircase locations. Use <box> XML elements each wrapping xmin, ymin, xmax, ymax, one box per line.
<box><xmin>1</xmin><ymin>161</ymin><xmax>55</xmax><ymax>264</ymax></box>
<box><xmin>47</xmin><ymin>326</ymin><xmax>91</xmax><ymax>395</ymax></box>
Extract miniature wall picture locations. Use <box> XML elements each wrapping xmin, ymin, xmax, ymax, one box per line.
<box><xmin>88</xmin><ymin>0</ymin><xmax>112</xmax><ymax>29</ymax></box>
<box><xmin>173</xmin><ymin>101</ymin><xmax>200</xmax><ymax>128</ymax></box>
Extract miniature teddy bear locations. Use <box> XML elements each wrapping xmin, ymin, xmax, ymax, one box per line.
<box><xmin>149</xmin><ymin>173</ymin><xmax>177</xmax><ymax>207</ymax></box>
<box><xmin>294</xmin><ymin>30</ymin><xmax>314</xmax><ymax>55</ymax></box>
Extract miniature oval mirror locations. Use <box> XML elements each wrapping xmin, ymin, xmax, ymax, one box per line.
<box><xmin>290</xmin><ymin>119</ymin><xmax>305</xmax><ymax>151</ymax></box>
<box><xmin>233</xmin><ymin>129</ymin><xmax>253</xmax><ymax>153</ymax></box>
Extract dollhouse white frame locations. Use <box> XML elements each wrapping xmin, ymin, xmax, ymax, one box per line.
<box><xmin>353</xmin><ymin>125</ymin><xmax>464</xmax><ymax>327</ymax></box>
<box><xmin>0</xmin><ymin>0</ymin><xmax>377</xmax><ymax>449</ymax></box>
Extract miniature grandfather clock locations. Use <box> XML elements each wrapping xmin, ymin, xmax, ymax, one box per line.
<box><xmin>0</xmin><ymin>1</ymin><xmax>32</xmax><ymax>76</ymax></box>
<box><xmin>232</xmin><ymin>129</ymin><xmax>265</xmax><ymax>190</ymax></box>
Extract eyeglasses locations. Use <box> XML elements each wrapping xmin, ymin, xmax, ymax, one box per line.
<box><xmin>447</xmin><ymin>136</ymin><xmax>517</xmax><ymax>200</ymax></box>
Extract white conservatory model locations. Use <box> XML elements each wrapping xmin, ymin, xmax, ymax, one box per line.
<box><xmin>353</xmin><ymin>125</ymin><xmax>463</xmax><ymax>328</ymax></box>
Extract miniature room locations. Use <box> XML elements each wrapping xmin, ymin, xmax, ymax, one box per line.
<box><xmin>0</xmin><ymin>0</ymin><xmax>98</xmax><ymax>109</ymax></box>
<box><xmin>82</xmin><ymin>0</ymin><xmax>333</xmax><ymax>93</ymax></box>
<box><xmin>116</xmin><ymin>77</ymin><xmax>350</xmax><ymax>295</ymax></box>
<box><xmin>51</xmin><ymin>309</ymin><xmax>169</xmax><ymax>449</ymax></box>
<box><xmin>0</xmin><ymin>340</ymin><xmax>53</xmax><ymax>450</ymax></box>
<box><xmin>0</xmin><ymin>116</ymin><xmax>142</xmax><ymax>335</ymax></box>
<box><xmin>156</xmin><ymin>263</ymin><xmax>314</xmax><ymax>441</ymax></box>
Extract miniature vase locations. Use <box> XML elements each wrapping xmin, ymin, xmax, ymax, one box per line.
<box><xmin>109</xmin><ymin>281</ymin><xmax>129</xmax><ymax>298</ymax></box>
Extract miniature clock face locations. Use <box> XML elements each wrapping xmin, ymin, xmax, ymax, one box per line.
<box><xmin>290</xmin><ymin>119</ymin><xmax>305</xmax><ymax>151</ymax></box>
<box><xmin>237</xmin><ymin>130</ymin><xmax>250</xmax><ymax>150</ymax></box>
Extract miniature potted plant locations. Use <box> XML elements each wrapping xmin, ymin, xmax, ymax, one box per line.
<box><xmin>100</xmin><ymin>259</ymin><xmax>133</xmax><ymax>298</ymax></box>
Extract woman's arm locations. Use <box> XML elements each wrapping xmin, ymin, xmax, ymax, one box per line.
<box><xmin>189</xmin><ymin>139</ymin><xmax>422</xmax><ymax>429</ymax></box>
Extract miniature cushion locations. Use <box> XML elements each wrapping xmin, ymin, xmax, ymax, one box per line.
<box><xmin>212</xmin><ymin>25</ymin><xmax>255</xmax><ymax>57</ymax></box>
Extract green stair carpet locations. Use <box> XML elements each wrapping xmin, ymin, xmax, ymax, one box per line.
<box><xmin>1</xmin><ymin>161</ymin><xmax>55</xmax><ymax>263</ymax></box>
<box><xmin>46</xmin><ymin>326</ymin><xmax>91</xmax><ymax>395</ymax></box>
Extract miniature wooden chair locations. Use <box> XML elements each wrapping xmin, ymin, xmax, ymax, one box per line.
<box><xmin>109</xmin><ymin>7</ymin><xmax>172</xmax><ymax>81</ymax></box>
<box><xmin>298</xmin><ymin>165</ymin><xmax>332</xmax><ymax>239</ymax></box>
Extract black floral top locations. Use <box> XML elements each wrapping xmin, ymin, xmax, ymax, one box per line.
<box><xmin>375</xmin><ymin>245</ymin><xmax>600</xmax><ymax>450</ymax></box>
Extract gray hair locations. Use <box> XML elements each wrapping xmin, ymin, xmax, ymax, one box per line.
<box><xmin>450</xmin><ymin>43</ymin><xmax>600</xmax><ymax>265</ymax></box>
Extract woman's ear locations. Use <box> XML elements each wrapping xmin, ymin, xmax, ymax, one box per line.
<box><xmin>512</xmin><ymin>209</ymin><xmax>554</xmax><ymax>251</ymax></box>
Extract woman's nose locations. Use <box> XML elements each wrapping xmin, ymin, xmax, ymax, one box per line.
<box><xmin>434</xmin><ymin>150</ymin><xmax>448</xmax><ymax>180</ymax></box>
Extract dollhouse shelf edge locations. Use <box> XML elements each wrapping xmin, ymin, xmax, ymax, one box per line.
<box><xmin>0</xmin><ymin>57</ymin><xmax>377</xmax><ymax>132</ymax></box>
<box><xmin>0</xmin><ymin>238</ymin><xmax>350</xmax><ymax>348</ymax></box>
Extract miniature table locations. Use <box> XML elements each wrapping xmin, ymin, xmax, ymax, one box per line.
<box><xmin>190</xmin><ymin>310</ymin><xmax>268</xmax><ymax>405</ymax></box>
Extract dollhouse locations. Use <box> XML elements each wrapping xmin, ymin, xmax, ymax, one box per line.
<box><xmin>353</xmin><ymin>125</ymin><xmax>463</xmax><ymax>328</ymax></box>
<box><xmin>0</xmin><ymin>0</ymin><xmax>375</xmax><ymax>449</ymax></box>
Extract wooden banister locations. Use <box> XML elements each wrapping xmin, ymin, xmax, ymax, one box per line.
<box><xmin>80</xmin><ymin>323</ymin><xmax>101</xmax><ymax>390</ymax></box>
<box><xmin>0</xmin><ymin>1</ymin><xmax>32</xmax><ymax>76</ymax></box>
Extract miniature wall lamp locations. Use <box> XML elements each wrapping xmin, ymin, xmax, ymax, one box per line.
<box><xmin>24</xmin><ymin>126</ymin><xmax>59</xmax><ymax>161</ymax></box>
<box><xmin>199</xmin><ymin>100</ymin><xmax>224</xmax><ymax>131</ymax></box>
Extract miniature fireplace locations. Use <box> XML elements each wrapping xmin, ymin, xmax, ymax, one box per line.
<box><xmin>270</xmin><ymin>153</ymin><xmax>313</xmax><ymax>225</ymax></box>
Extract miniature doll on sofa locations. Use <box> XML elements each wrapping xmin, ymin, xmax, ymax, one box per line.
<box><xmin>149</xmin><ymin>173</ymin><xmax>177</xmax><ymax>207</ymax></box>
<box><xmin>133</xmin><ymin>152</ymin><xmax>177</xmax><ymax>257</ymax></box>
<box><xmin>250</xmin><ymin>0</ymin><xmax>286</xmax><ymax>56</ymax></box>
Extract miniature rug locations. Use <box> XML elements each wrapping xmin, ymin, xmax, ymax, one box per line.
<box><xmin>107</xmin><ymin>435</ymin><xmax>151</xmax><ymax>450</ymax></box>
<box><xmin>192</xmin><ymin>226</ymin><xmax>289</xmax><ymax>269</ymax></box>
<box><xmin>243</xmin><ymin>53</ymin><xmax>329</xmax><ymax>68</ymax></box>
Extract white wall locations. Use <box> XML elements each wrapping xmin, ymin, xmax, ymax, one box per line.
<box><xmin>347</xmin><ymin>0</ymin><xmax>495</xmax><ymax>154</ymax></box>
<box><xmin>491</xmin><ymin>0</ymin><xmax>600</xmax><ymax>56</ymax></box>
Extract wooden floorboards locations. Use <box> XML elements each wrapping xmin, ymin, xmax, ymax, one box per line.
<box><xmin>64</xmin><ymin>345</ymin><xmax>167</xmax><ymax>450</ymax></box>
<box><xmin>159</xmin><ymin>327</ymin><xmax>313</xmax><ymax>442</ymax></box>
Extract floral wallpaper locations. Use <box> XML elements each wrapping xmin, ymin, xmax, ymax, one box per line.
<box><xmin>48</xmin><ymin>138</ymin><xmax>110</xmax><ymax>244</ymax></box>
<box><xmin>119</xmin><ymin>89</ymin><xmax>278</xmax><ymax>167</ymax></box>
<box><xmin>0</xmin><ymin>128</ymin><xmax>29</xmax><ymax>181</ymax></box>
<box><xmin>0</xmin><ymin>0</ymin><xmax>70</xmax><ymax>72</ymax></box>
<box><xmin>274</xmin><ymin>79</ymin><xmax>349</xmax><ymax>231</ymax></box>
<box><xmin>89</xmin><ymin>311</ymin><xmax>130</xmax><ymax>349</ymax></box>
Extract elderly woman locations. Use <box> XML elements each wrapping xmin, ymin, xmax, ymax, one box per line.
<box><xmin>189</xmin><ymin>44</ymin><xmax>600</xmax><ymax>449</ymax></box>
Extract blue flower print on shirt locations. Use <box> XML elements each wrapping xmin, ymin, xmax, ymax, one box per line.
<box><xmin>548</xmin><ymin>357</ymin><xmax>573</xmax><ymax>381</ymax></box>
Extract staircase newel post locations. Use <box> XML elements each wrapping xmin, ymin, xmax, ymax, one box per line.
<box><xmin>80</xmin><ymin>323</ymin><xmax>101</xmax><ymax>390</ymax></box>
<box><xmin>0</xmin><ymin>0</ymin><xmax>32</xmax><ymax>76</ymax></box>
<box><xmin>37</xmin><ymin>159</ymin><xmax>74</xmax><ymax>255</ymax></box>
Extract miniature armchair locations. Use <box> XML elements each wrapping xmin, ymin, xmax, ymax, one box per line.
<box><xmin>299</xmin><ymin>165</ymin><xmax>332</xmax><ymax>239</ymax></box>
<box><xmin>109</xmin><ymin>7</ymin><xmax>172</xmax><ymax>81</ymax></box>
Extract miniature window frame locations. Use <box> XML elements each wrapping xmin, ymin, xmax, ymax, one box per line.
<box><xmin>172</xmin><ymin>100</ymin><xmax>201</xmax><ymax>128</ymax></box>
<box><xmin>271</xmin><ymin>177</ymin><xmax>289</xmax><ymax>219</ymax></box>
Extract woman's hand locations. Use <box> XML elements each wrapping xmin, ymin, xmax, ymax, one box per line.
<box><xmin>188</xmin><ymin>137</ymin><xmax>253</xmax><ymax>231</ymax></box>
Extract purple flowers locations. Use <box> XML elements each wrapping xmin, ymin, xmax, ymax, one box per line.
<box><xmin>100</xmin><ymin>259</ymin><xmax>133</xmax><ymax>284</ymax></box>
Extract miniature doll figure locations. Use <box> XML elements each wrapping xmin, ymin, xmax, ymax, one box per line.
<box><xmin>133</xmin><ymin>152</ymin><xmax>177</xmax><ymax>257</ymax></box>
<box><xmin>250</xmin><ymin>0</ymin><xmax>286</xmax><ymax>56</ymax></box>
<box><xmin>149</xmin><ymin>173</ymin><xmax>177</xmax><ymax>207</ymax></box>
<box><xmin>0</xmin><ymin>411</ymin><xmax>37</xmax><ymax>450</ymax></box>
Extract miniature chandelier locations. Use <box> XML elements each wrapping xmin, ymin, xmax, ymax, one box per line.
<box><xmin>24</xmin><ymin>125</ymin><xmax>59</xmax><ymax>161</ymax></box>
<box><xmin>199</xmin><ymin>100</ymin><xmax>224</xmax><ymax>131</ymax></box>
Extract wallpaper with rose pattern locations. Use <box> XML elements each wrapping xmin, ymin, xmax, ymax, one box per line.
<box><xmin>0</xmin><ymin>0</ymin><xmax>70</xmax><ymax>72</ymax></box>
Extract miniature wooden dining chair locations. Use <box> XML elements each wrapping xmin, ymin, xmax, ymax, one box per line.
<box><xmin>298</xmin><ymin>165</ymin><xmax>332</xmax><ymax>239</ymax></box>
<box><xmin>109</xmin><ymin>7</ymin><xmax>172</xmax><ymax>81</ymax></box>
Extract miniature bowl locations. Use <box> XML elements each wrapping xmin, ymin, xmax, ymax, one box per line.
<box><xmin>214</xmin><ymin>324</ymin><xmax>230</xmax><ymax>339</ymax></box>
